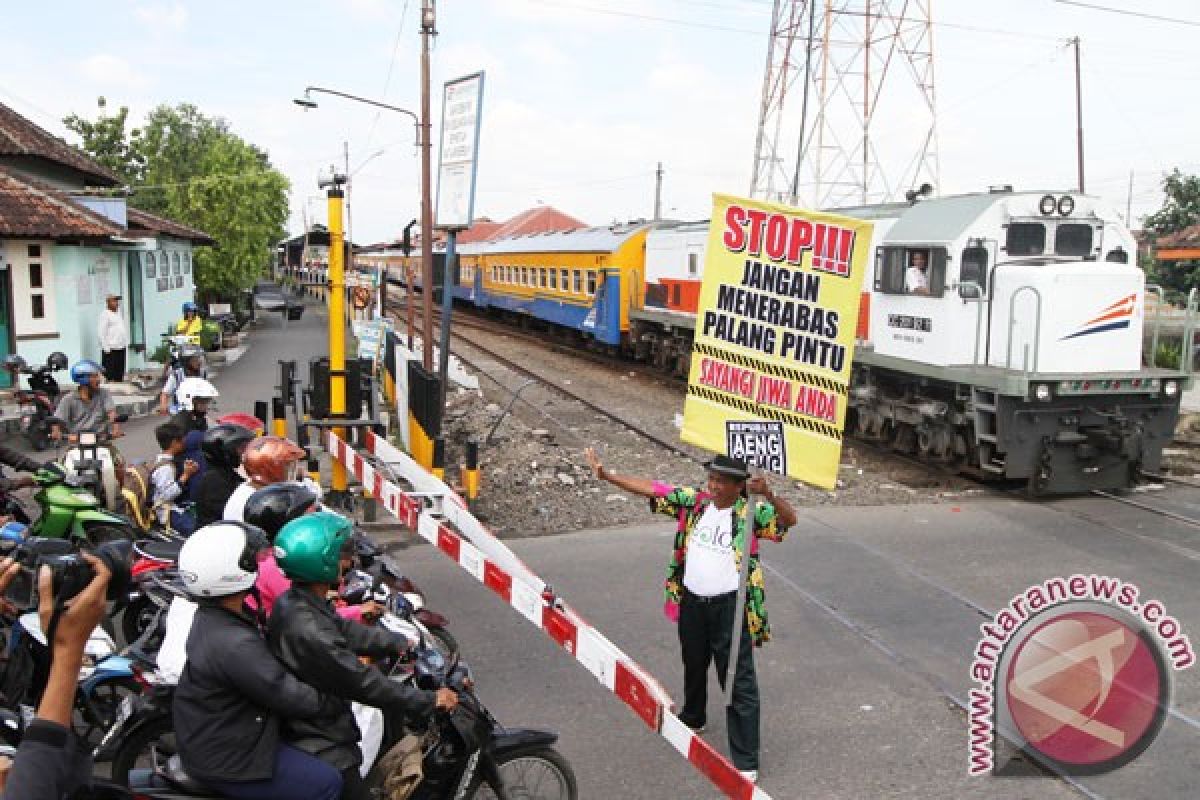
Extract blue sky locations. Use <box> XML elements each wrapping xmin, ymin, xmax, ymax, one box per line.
<box><xmin>3</xmin><ymin>1</ymin><xmax>1198</xmax><ymax>243</ymax></box>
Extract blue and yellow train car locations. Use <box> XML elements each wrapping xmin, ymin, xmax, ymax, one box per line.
<box><xmin>458</xmin><ymin>224</ymin><xmax>651</xmax><ymax>346</ymax></box>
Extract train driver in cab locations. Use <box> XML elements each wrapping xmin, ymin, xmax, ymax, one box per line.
<box><xmin>904</xmin><ymin>250</ymin><xmax>931</xmax><ymax>296</ymax></box>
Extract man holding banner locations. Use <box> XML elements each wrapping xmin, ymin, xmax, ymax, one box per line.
<box><xmin>586</xmin><ymin>193</ymin><xmax>870</xmax><ymax>783</ymax></box>
<box><xmin>585</xmin><ymin>448</ymin><xmax>796</xmax><ymax>782</ymax></box>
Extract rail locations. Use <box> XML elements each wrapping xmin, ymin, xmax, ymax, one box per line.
<box><xmin>1146</xmin><ymin>284</ymin><xmax>1165</xmax><ymax>367</ymax></box>
<box><xmin>1006</xmin><ymin>285</ymin><xmax>1043</xmax><ymax>374</ymax></box>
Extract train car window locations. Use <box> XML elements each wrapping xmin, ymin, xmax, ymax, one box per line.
<box><xmin>541</xmin><ymin>268</ymin><xmax>549</xmax><ymax>288</ymax></box>
<box><xmin>1006</xmin><ymin>223</ymin><xmax>1045</xmax><ymax>256</ymax></box>
<box><xmin>587</xmin><ymin>271</ymin><xmax>597</xmax><ymax>295</ymax></box>
<box><xmin>688</xmin><ymin>253</ymin><xmax>699</xmax><ymax>277</ymax></box>
<box><xmin>521</xmin><ymin>267</ymin><xmax>529</xmax><ymax>285</ymax></box>
<box><xmin>574</xmin><ymin>270</ymin><xmax>583</xmax><ymax>294</ymax></box>
<box><xmin>549</xmin><ymin>269</ymin><xmax>558</xmax><ymax>289</ymax></box>
<box><xmin>960</xmin><ymin>246</ymin><xmax>988</xmax><ymax>292</ymax></box>
<box><xmin>672</xmin><ymin>284</ymin><xmax>682</xmax><ymax>306</ymax></box>
<box><xmin>561</xmin><ymin>268</ymin><xmax>569</xmax><ymax>289</ymax></box>
<box><xmin>1055</xmin><ymin>224</ymin><xmax>1093</xmax><ymax>257</ymax></box>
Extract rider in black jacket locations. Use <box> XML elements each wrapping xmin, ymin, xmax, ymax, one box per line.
<box><xmin>268</xmin><ymin>511</ymin><xmax>457</xmax><ymax>799</ymax></box>
<box><xmin>193</xmin><ymin>424</ymin><xmax>253</xmax><ymax>527</ymax></box>
<box><xmin>172</xmin><ymin>521</ymin><xmax>343</xmax><ymax>800</ymax></box>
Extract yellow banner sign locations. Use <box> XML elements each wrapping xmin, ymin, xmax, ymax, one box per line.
<box><xmin>681</xmin><ymin>194</ymin><xmax>873</xmax><ymax>490</ymax></box>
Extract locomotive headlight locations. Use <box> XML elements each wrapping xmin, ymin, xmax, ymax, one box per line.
<box><xmin>1039</xmin><ymin>194</ymin><xmax>1057</xmax><ymax>215</ymax></box>
<box><xmin>1164</xmin><ymin>380</ymin><xmax>1179</xmax><ymax>397</ymax></box>
<box><xmin>1033</xmin><ymin>383</ymin><xmax>1053</xmax><ymax>402</ymax></box>
<box><xmin>1057</xmin><ymin>195</ymin><xmax>1075</xmax><ymax>216</ymax></box>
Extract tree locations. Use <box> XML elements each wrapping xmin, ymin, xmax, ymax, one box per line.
<box><xmin>63</xmin><ymin>97</ymin><xmax>144</xmax><ymax>185</ymax></box>
<box><xmin>1142</xmin><ymin>169</ymin><xmax>1200</xmax><ymax>235</ymax></box>
<box><xmin>1141</xmin><ymin>169</ymin><xmax>1200</xmax><ymax>296</ymax></box>
<box><xmin>64</xmin><ymin>102</ymin><xmax>290</xmax><ymax>299</ymax></box>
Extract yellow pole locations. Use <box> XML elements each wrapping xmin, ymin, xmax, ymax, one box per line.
<box><xmin>328</xmin><ymin>185</ymin><xmax>348</xmax><ymax>493</ymax></box>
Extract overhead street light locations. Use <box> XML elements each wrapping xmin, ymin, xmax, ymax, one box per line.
<box><xmin>293</xmin><ymin>84</ymin><xmax>433</xmax><ymax>374</ymax></box>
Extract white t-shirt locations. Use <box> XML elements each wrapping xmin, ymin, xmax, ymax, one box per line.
<box><xmin>904</xmin><ymin>266</ymin><xmax>928</xmax><ymax>293</ymax></box>
<box><xmin>156</xmin><ymin>595</ymin><xmax>196</xmax><ymax>684</ymax></box>
<box><xmin>223</xmin><ymin>482</ymin><xmax>257</xmax><ymax>522</ymax></box>
<box><xmin>683</xmin><ymin>503</ymin><xmax>739</xmax><ymax>597</ymax></box>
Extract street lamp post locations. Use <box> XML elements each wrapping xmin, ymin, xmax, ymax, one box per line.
<box><xmin>294</xmin><ymin>86</ymin><xmax>433</xmax><ymax>371</ymax></box>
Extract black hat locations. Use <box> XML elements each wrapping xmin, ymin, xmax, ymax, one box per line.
<box><xmin>704</xmin><ymin>454</ymin><xmax>750</xmax><ymax>481</ymax></box>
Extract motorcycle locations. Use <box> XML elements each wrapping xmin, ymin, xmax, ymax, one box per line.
<box><xmin>7</xmin><ymin>356</ymin><xmax>63</xmax><ymax>451</ymax></box>
<box><xmin>119</xmin><ymin>637</ymin><xmax>578</xmax><ymax>800</ymax></box>
<box><xmin>57</xmin><ymin>416</ymin><xmax>129</xmax><ymax>514</ymax></box>
<box><xmin>341</xmin><ymin>553</ymin><xmax>458</xmax><ymax>661</ymax></box>
<box><xmin>0</xmin><ymin>466</ymin><xmax>137</xmax><ymax>546</ymax></box>
<box><xmin>117</xmin><ymin>540</ymin><xmax>185</xmax><ymax>649</ymax></box>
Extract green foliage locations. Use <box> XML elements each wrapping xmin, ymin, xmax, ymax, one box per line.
<box><xmin>1154</xmin><ymin>342</ymin><xmax>1182</xmax><ymax>370</ymax></box>
<box><xmin>64</xmin><ymin>102</ymin><xmax>290</xmax><ymax>300</ymax></box>
<box><xmin>1143</xmin><ymin>169</ymin><xmax>1200</xmax><ymax>236</ymax></box>
<box><xmin>62</xmin><ymin>97</ymin><xmax>144</xmax><ymax>185</ymax></box>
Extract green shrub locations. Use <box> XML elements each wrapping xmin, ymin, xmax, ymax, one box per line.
<box><xmin>1155</xmin><ymin>342</ymin><xmax>1182</xmax><ymax>370</ymax></box>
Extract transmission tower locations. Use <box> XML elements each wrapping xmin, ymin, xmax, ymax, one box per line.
<box><xmin>749</xmin><ymin>0</ymin><xmax>939</xmax><ymax>209</ymax></box>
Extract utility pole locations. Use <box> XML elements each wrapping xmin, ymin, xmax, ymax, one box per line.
<box><xmin>419</xmin><ymin>0</ymin><xmax>436</xmax><ymax>372</ymax></box>
<box><xmin>653</xmin><ymin>162</ymin><xmax>663</xmax><ymax>221</ymax></box>
<box><xmin>1126</xmin><ymin>169</ymin><xmax>1134</xmax><ymax>225</ymax></box>
<box><xmin>344</xmin><ymin>141</ymin><xmax>352</xmax><ymax>278</ymax></box>
<box><xmin>1072</xmin><ymin>36</ymin><xmax>1085</xmax><ymax>193</ymax></box>
<box><xmin>321</xmin><ymin>169</ymin><xmax>349</xmax><ymax>497</ymax></box>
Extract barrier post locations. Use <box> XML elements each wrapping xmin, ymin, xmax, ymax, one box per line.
<box><xmin>271</xmin><ymin>397</ymin><xmax>288</xmax><ymax>438</ymax></box>
<box><xmin>432</xmin><ymin>436</ymin><xmax>445</xmax><ymax>481</ymax></box>
<box><xmin>463</xmin><ymin>438</ymin><xmax>480</xmax><ymax>503</ymax></box>
<box><xmin>254</xmin><ymin>400</ymin><xmax>269</xmax><ymax>433</ymax></box>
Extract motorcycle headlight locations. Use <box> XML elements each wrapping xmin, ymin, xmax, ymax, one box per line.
<box><xmin>1057</xmin><ymin>195</ymin><xmax>1075</xmax><ymax>216</ymax></box>
<box><xmin>79</xmin><ymin>432</ymin><xmax>98</xmax><ymax>446</ymax></box>
<box><xmin>1033</xmin><ymin>383</ymin><xmax>1052</xmax><ymax>402</ymax></box>
<box><xmin>1164</xmin><ymin>380</ymin><xmax>1179</xmax><ymax>398</ymax></box>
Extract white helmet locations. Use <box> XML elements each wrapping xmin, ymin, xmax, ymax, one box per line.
<box><xmin>178</xmin><ymin>521</ymin><xmax>269</xmax><ymax>598</ymax></box>
<box><xmin>177</xmin><ymin>377</ymin><xmax>219</xmax><ymax>411</ymax></box>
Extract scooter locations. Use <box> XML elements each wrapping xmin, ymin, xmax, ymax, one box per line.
<box><xmin>58</xmin><ymin>416</ymin><xmax>129</xmax><ymax>514</ymax></box>
<box><xmin>8</xmin><ymin>355</ymin><xmax>63</xmax><ymax>451</ymax></box>
<box><xmin>6</xmin><ymin>465</ymin><xmax>139</xmax><ymax>545</ymax></box>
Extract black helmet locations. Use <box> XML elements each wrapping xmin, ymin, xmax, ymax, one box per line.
<box><xmin>243</xmin><ymin>482</ymin><xmax>319</xmax><ymax>541</ymax></box>
<box><xmin>2</xmin><ymin>354</ymin><xmax>26</xmax><ymax>372</ymax></box>
<box><xmin>46</xmin><ymin>351</ymin><xmax>68</xmax><ymax>371</ymax></box>
<box><xmin>200</xmin><ymin>423</ymin><xmax>256</xmax><ymax>469</ymax></box>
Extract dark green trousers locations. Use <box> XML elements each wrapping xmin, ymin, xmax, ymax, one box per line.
<box><xmin>677</xmin><ymin>589</ymin><xmax>760</xmax><ymax>770</ymax></box>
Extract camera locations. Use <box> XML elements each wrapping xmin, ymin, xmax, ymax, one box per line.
<box><xmin>0</xmin><ymin>536</ymin><xmax>132</xmax><ymax>610</ymax></box>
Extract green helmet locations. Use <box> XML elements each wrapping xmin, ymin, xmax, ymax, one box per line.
<box><xmin>273</xmin><ymin>511</ymin><xmax>353</xmax><ymax>583</ymax></box>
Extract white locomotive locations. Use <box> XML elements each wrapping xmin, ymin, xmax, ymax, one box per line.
<box><xmin>631</xmin><ymin>188</ymin><xmax>1188</xmax><ymax>494</ymax></box>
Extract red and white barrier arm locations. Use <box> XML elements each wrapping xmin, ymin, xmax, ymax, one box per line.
<box><xmin>325</xmin><ymin>430</ymin><xmax>771</xmax><ymax>800</ymax></box>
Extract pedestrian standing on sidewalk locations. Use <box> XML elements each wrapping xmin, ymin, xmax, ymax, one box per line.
<box><xmin>584</xmin><ymin>448</ymin><xmax>796</xmax><ymax>784</ymax></box>
<box><xmin>97</xmin><ymin>294</ymin><xmax>129</xmax><ymax>383</ymax></box>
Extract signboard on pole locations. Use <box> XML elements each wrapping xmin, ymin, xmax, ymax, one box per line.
<box><xmin>680</xmin><ymin>194</ymin><xmax>873</xmax><ymax>490</ymax></box>
<box><xmin>435</xmin><ymin>71</ymin><xmax>485</xmax><ymax>229</ymax></box>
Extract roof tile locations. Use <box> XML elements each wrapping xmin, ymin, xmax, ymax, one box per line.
<box><xmin>0</xmin><ymin>102</ymin><xmax>122</xmax><ymax>186</ymax></box>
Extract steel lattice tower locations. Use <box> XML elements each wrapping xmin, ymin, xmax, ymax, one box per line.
<box><xmin>750</xmin><ymin>0</ymin><xmax>939</xmax><ymax>209</ymax></box>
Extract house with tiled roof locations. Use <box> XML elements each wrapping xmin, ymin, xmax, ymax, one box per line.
<box><xmin>0</xmin><ymin>102</ymin><xmax>212</xmax><ymax>386</ymax></box>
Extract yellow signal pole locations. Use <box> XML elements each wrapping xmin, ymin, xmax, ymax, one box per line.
<box><xmin>327</xmin><ymin>181</ymin><xmax>348</xmax><ymax>493</ymax></box>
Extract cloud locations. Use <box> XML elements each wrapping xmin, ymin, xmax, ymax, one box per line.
<box><xmin>78</xmin><ymin>53</ymin><xmax>150</xmax><ymax>91</ymax></box>
<box><xmin>134</xmin><ymin>2</ymin><xmax>188</xmax><ymax>34</ymax></box>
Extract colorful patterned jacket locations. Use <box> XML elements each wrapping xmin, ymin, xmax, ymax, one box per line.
<box><xmin>650</xmin><ymin>481</ymin><xmax>788</xmax><ymax>646</ymax></box>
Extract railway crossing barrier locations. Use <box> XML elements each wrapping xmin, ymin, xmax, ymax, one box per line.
<box><xmin>324</xmin><ymin>427</ymin><xmax>771</xmax><ymax>800</ymax></box>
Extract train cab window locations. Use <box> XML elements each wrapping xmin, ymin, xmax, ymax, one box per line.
<box><xmin>1055</xmin><ymin>223</ymin><xmax>1094</xmax><ymax>257</ymax></box>
<box><xmin>587</xmin><ymin>271</ymin><xmax>597</xmax><ymax>295</ymax></box>
<box><xmin>573</xmin><ymin>270</ymin><xmax>583</xmax><ymax>294</ymax></box>
<box><xmin>875</xmin><ymin>246</ymin><xmax>947</xmax><ymax>297</ymax></box>
<box><xmin>688</xmin><ymin>253</ymin><xmax>700</xmax><ymax>277</ymax></box>
<box><xmin>1006</xmin><ymin>223</ymin><xmax>1045</xmax><ymax>256</ymax></box>
<box><xmin>960</xmin><ymin>245</ymin><xmax>988</xmax><ymax>293</ymax></box>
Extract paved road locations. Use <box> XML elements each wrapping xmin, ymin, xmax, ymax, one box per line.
<box><xmin>11</xmin><ymin>298</ymin><xmax>1197</xmax><ymax>797</ymax></box>
<box><xmin>379</xmin><ymin>492</ymin><xmax>1200</xmax><ymax>800</ymax></box>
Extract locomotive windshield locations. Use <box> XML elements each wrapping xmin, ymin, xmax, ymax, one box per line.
<box><xmin>1006</xmin><ymin>223</ymin><xmax>1045</xmax><ymax>256</ymax></box>
<box><xmin>1055</xmin><ymin>223</ymin><xmax>1094</xmax><ymax>256</ymax></box>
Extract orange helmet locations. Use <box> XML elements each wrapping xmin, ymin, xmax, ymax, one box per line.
<box><xmin>241</xmin><ymin>436</ymin><xmax>306</xmax><ymax>485</ymax></box>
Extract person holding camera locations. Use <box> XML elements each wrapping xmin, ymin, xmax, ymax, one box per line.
<box><xmin>0</xmin><ymin>552</ymin><xmax>110</xmax><ymax>799</ymax></box>
<box><xmin>0</xmin><ymin>445</ymin><xmax>48</xmax><ymax>497</ymax></box>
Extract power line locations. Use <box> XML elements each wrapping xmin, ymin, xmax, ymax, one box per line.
<box><xmin>363</xmin><ymin>0</ymin><xmax>414</xmax><ymax>154</ymax></box>
<box><xmin>1054</xmin><ymin>0</ymin><xmax>1200</xmax><ymax>27</ymax></box>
